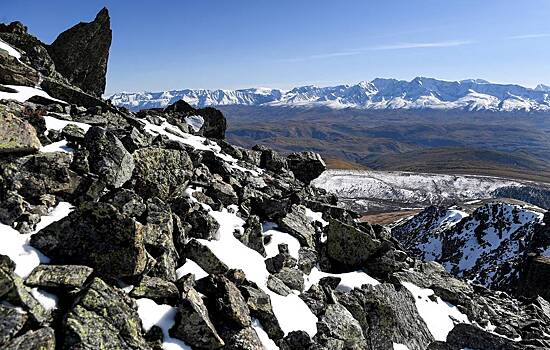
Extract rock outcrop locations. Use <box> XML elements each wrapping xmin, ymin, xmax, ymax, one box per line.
<box><xmin>47</xmin><ymin>8</ymin><xmax>111</xmax><ymax>96</ymax></box>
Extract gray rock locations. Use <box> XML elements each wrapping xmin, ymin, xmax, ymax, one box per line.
<box><xmin>234</xmin><ymin>215</ymin><xmax>266</xmax><ymax>257</ymax></box>
<box><xmin>240</xmin><ymin>285</ymin><xmax>284</xmax><ymax>340</ymax></box>
<box><xmin>267</xmin><ymin>275</ymin><xmax>292</xmax><ymax>296</ymax></box>
<box><xmin>1</xmin><ymin>327</ymin><xmax>55</xmax><ymax>350</ymax></box>
<box><xmin>30</xmin><ymin>202</ymin><xmax>148</xmax><ymax>280</ymax></box>
<box><xmin>129</xmin><ymin>276</ymin><xmax>180</xmax><ymax>304</ymax></box>
<box><xmin>198</xmin><ymin>275</ymin><xmax>251</xmax><ymax>328</ymax></box>
<box><xmin>103</xmin><ymin>188</ymin><xmax>146</xmax><ymax>217</ymax></box>
<box><xmin>1</xmin><ymin>152</ymin><xmax>79</xmax><ymax>201</ymax></box>
<box><xmin>274</xmin><ymin>267</ymin><xmax>305</xmax><ymax>292</ymax></box>
<box><xmin>0</xmin><ymin>304</ymin><xmax>28</xmax><ymax>345</ymax></box>
<box><xmin>61</xmin><ymin>123</ymin><xmax>86</xmax><ymax>142</ymax></box>
<box><xmin>62</xmin><ymin>277</ymin><xmax>151</xmax><ymax>349</ymax></box>
<box><xmin>84</xmin><ymin>126</ymin><xmax>134</xmax><ymax>188</ymax></box>
<box><xmin>143</xmin><ymin>197</ymin><xmax>178</xmax><ymax>281</ymax></box>
<box><xmin>206</xmin><ymin>180</ymin><xmax>238</xmax><ymax>206</ymax></box>
<box><xmin>287</xmin><ymin>151</ymin><xmax>326</xmax><ymax>184</ymax></box>
<box><xmin>327</xmin><ymin>219</ymin><xmax>381</xmax><ymax>271</ymax></box>
<box><xmin>298</xmin><ymin>247</ymin><xmax>318</xmax><ymax>274</ymax></box>
<box><xmin>0</xmin><ymin>113</ymin><xmax>41</xmax><ymax>155</ymax></box>
<box><xmin>338</xmin><ymin>283</ymin><xmax>434</xmax><ymax>350</ymax></box>
<box><xmin>185</xmin><ymin>208</ymin><xmax>220</xmax><ymax>240</ymax></box>
<box><xmin>221</xmin><ymin>327</ymin><xmax>263</xmax><ymax>350</ymax></box>
<box><xmin>0</xmin><ymin>268</ymin><xmax>50</xmax><ymax>325</ymax></box>
<box><xmin>183</xmin><ymin>239</ymin><xmax>229</xmax><ymax>275</ymax></box>
<box><xmin>0</xmin><ymin>50</ymin><xmax>40</xmax><ymax>86</ymax></box>
<box><xmin>132</xmin><ymin>147</ymin><xmax>192</xmax><ymax>200</ymax></box>
<box><xmin>278</xmin><ymin>204</ymin><xmax>316</xmax><ymax>248</ymax></box>
<box><xmin>25</xmin><ymin>264</ymin><xmax>93</xmax><ymax>290</ymax></box>
<box><xmin>315</xmin><ymin>303</ymin><xmax>367</xmax><ymax>349</ymax></box>
<box><xmin>446</xmin><ymin>323</ymin><xmax>524</xmax><ymax>350</ymax></box>
<box><xmin>170</xmin><ymin>287</ymin><xmax>224</xmax><ymax>349</ymax></box>
<box><xmin>47</xmin><ymin>8</ymin><xmax>111</xmax><ymax>96</ymax></box>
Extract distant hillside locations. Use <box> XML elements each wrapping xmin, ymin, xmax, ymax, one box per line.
<box><xmin>218</xmin><ymin>105</ymin><xmax>550</xmax><ymax>182</ymax></box>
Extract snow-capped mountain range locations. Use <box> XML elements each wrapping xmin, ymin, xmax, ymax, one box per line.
<box><xmin>109</xmin><ymin>77</ymin><xmax>550</xmax><ymax>112</ymax></box>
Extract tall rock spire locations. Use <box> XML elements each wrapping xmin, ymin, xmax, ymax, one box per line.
<box><xmin>47</xmin><ymin>7</ymin><xmax>112</xmax><ymax>97</ymax></box>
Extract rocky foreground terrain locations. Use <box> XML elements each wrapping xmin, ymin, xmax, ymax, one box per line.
<box><xmin>1</xmin><ymin>8</ymin><xmax>550</xmax><ymax>350</ymax></box>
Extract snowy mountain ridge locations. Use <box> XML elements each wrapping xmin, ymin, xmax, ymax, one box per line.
<box><xmin>109</xmin><ymin>77</ymin><xmax>550</xmax><ymax>112</ymax></box>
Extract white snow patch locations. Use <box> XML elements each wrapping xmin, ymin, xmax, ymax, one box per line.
<box><xmin>263</xmin><ymin>223</ymin><xmax>301</xmax><ymax>260</ymax></box>
<box><xmin>176</xmin><ymin>259</ymin><xmax>208</xmax><ymax>280</ymax></box>
<box><xmin>135</xmin><ymin>298</ymin><xmax>192</xmax><ymax>350</ymax></box>
<box><xmin>304</xmin><ymin>267</ymin><xmax>379</xmax><ymax>292</ymax></box>
<box><xmin>393</xmin><ymin>343</ymin><xmax>410</xmax><ymax>350</ymax></box>
<box><xmin>402</xmin><ymin>282</ymin><xmax>469</xmax><ymax>341</ymax></box>
<box><xmin>42</xmin><ymin>115</ymin><xmax>91</xmax><ymax>133</ymax></box>
<box><xmin>0</xmin><ymin>85</ymin><xmax>66</xmax><ymax>104</ymax></box>
<box><xmin>30</xmin><ymin>288</ymin><xmax>58</xmax><ymax>310</ymax></box>
<box><xmin>0</xmin><ymin>39</ymin><xmax>21</xmax><ymax>59</ymax></box>
<box><xmin>305</xmin><ymin>208</ymin><xmax>328</xmax><ymax>227</ymax></box>
<box><xmin>184</xmin><ymin>115</ymin><xmax>204</xmax><ymax>132</ymax></box>
<box><xmin>0</xmin><ymin>202</ymin><xmax>73</xmax><ymax>278</ymax></box>
<box><xmin>252</xmin><ymin>318</ymin><xmax>279</xmax><ymax>350</ymax></box>
<box><xmin>197</xmin><ymin>205</ymin><xmax>318</xmax><ymax>336</ymax></box>
<box><xmin>39</xmin><ymin>140</ymin><xmax>74</xmax><ymax>153</ymax></box>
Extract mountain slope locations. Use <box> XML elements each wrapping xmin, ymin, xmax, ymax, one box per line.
<box><xmin>392</xmin><ymin>202</ymin><xmax>548</xmax><ymax>293</ymax></box>
<box><xmin>109</xmin><ymin>77</ymin><xmax>550</xmax><ymax>112</ymax></box>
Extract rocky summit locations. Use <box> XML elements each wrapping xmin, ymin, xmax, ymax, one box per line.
<box><xmin>0</xmin><ymin>8</ymin><xmax>550</xmax><ymax>350</ymax></box>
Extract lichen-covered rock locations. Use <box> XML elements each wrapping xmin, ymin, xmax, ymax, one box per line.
<box><xmin>129</xmin><ymin>276</ymin><xmax>179</xmax><ymax>304</ymax></box>
<box><xmin>184</xmin><ymin>208</ymin><xmax>220</xmax><ymax>240</ymax></box>
<box><xmin>84</xmin><ymin>126</ymin><xmax>134</xmax><ymax>188</ymax></box>
<box><xmin>47</xmin><ymin>8</ymin><xmax>111</xmax><ymax>96</ymax></box>
<box><xmin>266</xmin><ymin>275</ymin><xmax>292</xmax><ymax>296</ymax></box>
<box><xmin>25</xmin><ymin>264</ymin><xmax>93</xmax><ymax>290</ymax></box>
<box><xmin>62</xmin><ymin>277</ymin><xmax>150</xmax><ymax>349</ymax></box>
<box><xmin>277</xmin><ymin>204</ymin><xmax>316</xmax><ymax>248</ymax></box>
<box><xmin>0</xmin><ymin>268</ymin><xmax>51</xmax><ymax>325</ymax></box>
<box><xmin>1</xmin><ymin>327</ymin><xmax>55</xmax><ymax>350</ymax></box>
<box><xmin>327</xmin><ymin>219</ymin><xmax>381</xmax><ymax>271</ymax></box>
<box><xmin>197</xmin><ymin>275</ymin><xmax>251</xmax><ymax>328</ymax></box>
<box><xmin>0</xmin><ymin>50</ymin><xmax>40</xmax><ymax>86</ymax></box>
<box><xmin>274</xmin><ymin>267</ymin><xmax>305</xmax><ymax>292</ymax></box>
<box><xmin>221</xmin><ymin>327</ymin><xmax>263</xmax><ymax>350</ymax></box>
<box><xmin>1</xmin><ymin>152</ymin><xmax>79</xmax><ymax>201</ymax></box>
<box><xmin>445</xmin><ymin>323</ymin><xmax>524</xmax><ymax>350</ymax></box>
<box><xmin>182</xmin><ymin>239</ymin><xmax>229</xmax><ymax>275</ymax></box>
<box><xmin>287</xmin><ymin>151</ymin><xmax>326</xmax><ymax>184</ymax></box>
<box><xmin>0</xmin><ymin>113</ymin><xmax>41</xmax><ymax>155</ymax></box>
<box><xmin>132</xmin><ymin>147</ymin><xmax>192</xmax><ymax>200</ymax></box>
<box><xmin>338</xmin><ymin>283</ymin><xmax>435</xmax><ymax>350</ymax></box>
<box><xmin>0</xmin><ymin>304</ymin><xmax>28</xmax><ymax>345</ymax></box>
<box><xmin>170</xmin><ymin>287</ymin><xmax>224</xmax><ymax>349</ymax></box>
<box><xmin>315</xmin><ymin>303</ymin><xmax>367</xmax><ymax>349</ymax></box>
<box><xmin>255</xmin><ymin>147</ymin><xmax>288</xmax><ymax>172</ymax></box>
<box><xmin>240</xmin><ymin>284</ymin><xmax>284</xmax><ymax>340</ymax></box>
<box><xmin>142</xmin><ymin>197</ymin><xmax>178</xmax><ymax>281</ymax></box>
<box><xmin>30</xmin><ymin>202</ymin><xmax>147</xmax><ymax>280</ymax></box>
<box><xmin>103</xmin><ymin>188</ymin><xmax>146</xmax><ymax>217</ymax></box>
<box><xmin>206</xmin><ymin>180</ymin><xmax>238</xmax><ymax>206</ymax></box>
<box><xmin>234</xmin><ymin>215</ymin><xmax>266</xmax><ymax>257</ymax></box>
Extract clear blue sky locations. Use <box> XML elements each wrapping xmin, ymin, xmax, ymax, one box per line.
<box><xmin>2</xmin><ymin>0</ymin><xmax>550</xmax><ymax>94</ymax></box>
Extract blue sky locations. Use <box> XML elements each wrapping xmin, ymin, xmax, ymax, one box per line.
<box><xmin>2</xmin><ymin>0</ymin><xmax>550</xmax><ymax>94</ymax></box>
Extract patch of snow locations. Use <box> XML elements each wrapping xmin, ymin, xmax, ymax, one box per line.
<box><xmin>0</xmin><ymin>85</ymin><xmax>66</xmax><ymax>104</ymax></box>
<box><xmin>252</xmin><ymin>318</ymin><xmax>279</xmax><ymax>350</ymax></box>
<box><xmin>135</xmin><ymin>298</ymin><xmax>192</xmax><ymax>350</ymax></box>
<box><xmin>305</xmin><ymin>208</ymin><xmax>328</xmax><ymax>227</ymax></box>
<box><xmin>30</xmin><ymin>288</ymin><xmax>58</xmax><ymax>310</ymax></box>
<box><xmin>304</xmin><ymin>267</ymin><xmax>379</xmax><ymax>292</ymax></box>
<box><xmin>196</xmin><ymin>205</ymin><xmax>318</xmax><ymax>336</ymax></box>
<box><xmin>263</xmin><ymin>223</ymin><xmax>301</xmax><ymax>260</ymax></box>
<box><xmin>184</xmin><ymin>115</ymin><xmax>204</xmax><ymax>132</ymax></box>
<box><xmin>402</xmin><ymin>282</ymin><xmax>469</xmax><ymax>341</ymax></box>
<box><xmin>0</xmin><ymin>39</ymin><xmax>21</xmax><ymax>59</ymax></box>
<box><xmin>0</xmin><ymin>202</ymin><xmax>73</xmax><ymax>278</ymax></box>
<box><xmin>176</xmin><ymin>259</ymin><xmax>208</xmax><ymax>280</ymax></box>
<box><xmin>393</xmin><ymin>343</ymin><xmax>410</xmax><ymax>350</ymax></box>
<box><xmin>42</xmin><ymin>115</ymin><xmax>91</xmax><ymax>133</ymax></box>
<box><xmin>39</xmin><ymin>140</ymin><xmax>74</xmax><ymax>153</ymax></box>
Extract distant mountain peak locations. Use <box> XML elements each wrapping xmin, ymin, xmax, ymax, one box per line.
<box><xmin>109</xmin><ymin>77</ymin><xmax>550</xmax><ymax>112</ymax></box>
